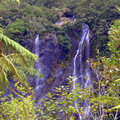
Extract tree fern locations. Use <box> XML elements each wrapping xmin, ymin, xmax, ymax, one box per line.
<box><xmin>0</xmin><ymin>28</ymin><xmax>41</xmax><ymax>91</ymax></box>
<box><xmin>0</xmin><ymin>33</ymin><xmax>37</xmax><ymax>61</ymax></box>
<box><xmin>0</xmin><ymin>52</ymin><xmax>42</xmax><ymax>91</ymax></box>
<box><xmin>0</xmin><ymin>53</ymin><xmax>21</xmax><ymax>90</ymax></box>
<box><xmin>7</xmin><ymin>53</ymin><xmax>29</xmax><ymax>68</ymax></box>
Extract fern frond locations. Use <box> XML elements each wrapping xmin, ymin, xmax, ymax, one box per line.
<box><xmin>17</xmin><ymin>66</ymin><xmax>43</xmax><ymax>80</ymax></box>
<box><xmin>0</xmin><ymin>53</ymin><xmax>23</xmax><ymax>90</ymax></box>
<box><xmin>17</xmin><ymin>68</ymin><xmax>29</xmax><ymax>87</ymax></box>
<box><xmin>7</xmin><ymin>53</ymin><xmax>28</xmax><ymax>68</ymax></box>
<box><xmin>0</xmin><ymin>28</ymin><xmax>3</xmax><ymax>34</ymax></box>
<box><xmin>27</xmin><ymin>67</ymin><xmax>44</xmax><ymax>79</ymax></box>
<box><xmin>0</xmin><ymin>33</ymin><xmax>37</xmax><ymax>61</ymax></box>
<box><xmin>0</xmin><ymin>53</ymin><xmax>21</xmax><ymax>79</ymax></box>
<box><xmin>0</xmin><ymin>69</ymin><xmax>9</xmax><ymax>91</ymax></box>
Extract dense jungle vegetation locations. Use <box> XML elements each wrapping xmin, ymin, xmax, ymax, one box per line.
<box><xmin>0</xmin><ymin>0</ymin><xmax>120</xmax><ymax>56</ymax></box>
<box><xmin>0</xmin><ymin>0</ymin><xmax>120</xmax><ymax>120</ymax></box>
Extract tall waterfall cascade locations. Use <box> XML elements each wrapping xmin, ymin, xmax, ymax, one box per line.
<box><xmin>34</xmin><ymin>35</ymin><xmax>44</xmax><ymax>100</ymax></box>
<box><xmin>33</xmin><ymin>24</ymin><xmax>92</xmax><ymax>119</ymax></box>
<box><xmin>73</xmin><ymin>23</ymin><xmax>92</xmax><ymax>120</ymax></box>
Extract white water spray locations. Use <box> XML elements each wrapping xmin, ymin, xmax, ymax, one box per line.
<box><xmin>34</xmin><ymin>35</ymin><xmax>43</xmax><ymax>99</ymax></box>
<box><xmin>73</xmin><ymin>24</ymin><xmax>91</xmax><ymax>120</ymax></box>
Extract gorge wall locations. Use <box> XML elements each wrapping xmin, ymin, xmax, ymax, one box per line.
<box><xmin>29</xmin><ymin>23</ymin><xmax>95</xmax><ymax>106</ymax></box>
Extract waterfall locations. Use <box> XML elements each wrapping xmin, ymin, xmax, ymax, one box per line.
<box><xmin>73</xmin><ymin>24</ymin><xmax>91</xmax><ymax>120</ymax></box>
<box><xmin>35</xmin><ymin>35</ymin><xmax>40</xmax><ymax>58</ymax></box>
<box><xmin>34</xmin><ymin>35</ymin><xmax>43</xmax><ymax>100</ymax></box>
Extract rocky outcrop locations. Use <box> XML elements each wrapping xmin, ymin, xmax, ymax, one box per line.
<box><xmin>29</xmin><ymin>24</ymin><xmax>95</xmax><ymax>103</ymax></box>
<box><xmin>29</xmin><ymin>34</ymin><xmax>73</xmax><ymax>101</ymax></box>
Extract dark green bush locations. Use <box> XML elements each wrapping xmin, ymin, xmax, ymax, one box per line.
<box><xmin>4</xmin><ymin>19</ymin><xmax>29</xmax><ymax>43</ymax></box>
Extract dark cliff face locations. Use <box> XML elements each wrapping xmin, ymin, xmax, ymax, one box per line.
<box><xmin>29</xmin><ymin>26</ymin><xmax>95</xmax><ymax>102</ymax></box>
<box><xmin>28</xmin><ymin>34</ymin><xmax>77</xmax><ymax>101</ymax></box>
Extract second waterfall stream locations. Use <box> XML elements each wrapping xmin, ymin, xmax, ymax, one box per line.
<box><xmin>33</xmin><ymin>23</ymin><xmax>92</xmax><ymax>119</ymax></box>
<box><xmin>73</xmin><ymin>23</ymin><xmax>92</xmax><ymax>120</ymax></box>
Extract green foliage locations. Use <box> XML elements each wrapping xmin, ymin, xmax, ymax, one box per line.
<box><xmin>108</xmin><ymin>19</ymin><xmax>120</xmax><ymax>52</ymax></box>
<box><xmin>0</xmin><ymin>32</ymin><xmax>37</xmax><ymax>61</ymax></box>
<box><xmin>5</xmin><ymin>19</ymin><xmax>29</xmax><ymax>43</ymax></box>
<box><xmin>89</xmin><ymin>55</ymin><xmax>120</xmax><ymax>119</ymax></box>
<box><xmin>9</xmin><ymin>0</ymin><xmax>20</xmax><ymax>4</ymax></box>
<box><xmin>38</xmin><ymin>76</ymin><xmax>91</xmax><ymax>120</ymax></box>
<box><xmin>0</xmin><ymin>0</ymin><xmax>119</xmax><ymax>57</ymax></box>
<box><xmin>0</xmin><ymin>53</ymin><xmax>21</xmax><ymax>91</ymax></box>
<box><xmin>56</xmin><ymin>28</ymin><xmax>71</xmax><ymax>59</ymax></box>
<box><xmin>88</xmin><ymin>18</ymin><xmax>120</xmax><ymax>119</ymax></box>
<box><xmin>1</xmin><ymin>1</ymin><xmax>120</xmax><ymax>120</ymax></box>
<box><xmin>0</xmin><ymin>77</ymin><xmax>90</xmax><ymax>120</ymax></box>
<box><xmin>58</xmin><ymin>32</ymin><xmax>71</xmax><ymax>52</ymax></box>
<box><xmin>0</xmin><ymin>83</ymin><xmax>37</xmax><ymax>120</ymax></box>
<box><xmin>0</xmin><ymin>1</ymin><xmax>55</xmax><ymax>39</ymax></box>
<box><xmin>20</xmin><ymin>4</ymin><xmax>54</xmax><ymax>36</ymax></box>
<box><xmin>0</xmin><ymin>29</ymin><xmax>39</xmax><ymax>91</ymax></box>
<box><xmin>0</xmin><ymin>0</ymin><xmax>44</xmax><ymax>93</ymax></box>
<box><xmin>0</xmin><ymin>0</ymin><xmax>20</xmax><ymax>5</ymax></box>
<box><xmin>68</xmin><ymin>0</ymin><xmax>120</xmax><ymax>56</ymax></box>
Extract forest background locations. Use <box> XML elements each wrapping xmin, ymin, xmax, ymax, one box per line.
<box><xmin>0</xmin><ymin>0</ymin><xmax>120</xmax><ymax>120</ymax></box>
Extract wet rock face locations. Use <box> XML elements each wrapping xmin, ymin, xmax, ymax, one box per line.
<box><xmin>38</xmin><ymin>38</ymin><xmax>60</xmax><ymax>81</ymax></box>
<box><xmin>30</xmin><ymin>33</ymin><xmax>84</xmax><ymax>100</ymax></box>
<box><xmin>30</xmin><ymin>28</ymin><xmax>95</xmax><ymax>102</ymax></box>
<box><xmin>31</xmin><ymin>35</ymin><xmax>69</xmax><ymax>100</ymax></box>
<box><xmin>29</xmin><ymin>32</ymin><xmax>79</xmax><ymax>101</ymax></box>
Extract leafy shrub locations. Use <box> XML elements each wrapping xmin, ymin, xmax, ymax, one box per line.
<box><xmin>38</xmin><ymin>76</ymin><xmax>91</xmax><ymax>120</ymax></box>
<box><xmin>57</xmin><ymin>29</ymin><xmax>71</xmax><ymax>59</ymax></box>
<box><xmin>0</xmin><ymin>83</ymin><xmax>37</xmax><ymax>120</ymax></box>
<box><xmin>4</xmin><ymin>19</ymin><xmax>29</xmax><ymax>43</ymax></box>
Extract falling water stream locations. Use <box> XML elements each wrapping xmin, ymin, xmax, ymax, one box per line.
<box><xmin>73</xmin><ymin>24</ymin><xmax>91</xmax><ymax>120</ymax></box>
<box><xmin>33</xmin><ymin>23</ymin><xmax>91</xmax><ymax>119</ymax></box>
<box><xmin>34</xmin><ymin>35</ymin><xmax>43</xmax><ymax>100</ymax></box>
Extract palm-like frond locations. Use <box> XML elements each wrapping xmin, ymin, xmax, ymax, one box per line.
<box><xmin>0</xmin><ymin>29</ymin><xmax>40</xmax><ymax>91</ymax></box>
<box><xmin>16</xmin><ymin>66</ymin><xmax>43</xmax><ymax>87</ymax></box>
<box><xmin>0</xmin><ymin>1</ymin><xmax>43</xmax><ymax>91</ymax></box>
<box><xmin>0</xmin><ymin>53</ymin><xmax>21</xmax><ymax>90</ymax></box>
<box><xmin>7</xmin><ymin>53</ymin><xmax>29</xmax><ymax>68</ymax></box>
<box><xmin>0</xmin><ymin>28</ymin><xmax>3</xmax><ymax>34</ymax></box>
<box><xmin>1</xmin><ymin>53</ymin><xmax>20</xmax><ymax>78</ymax></box>
<box><xmin>0</xmin><ymin>33</ymin><xmax>37</xmax><ymax>61</ymax></box>
<box><xmin>7</xmin><ymin>53</ymin><xmax>43</xmax><ymax>80</ymax></box>
<box><xmin>0</xmin><ymin>51</ymin><xmax>42</xmax><ymax>91</ymax></box>
<box><xmin>0</xmin><ymin>69</ymin><xmax>9</xmax><ymax>91</ymax></box>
